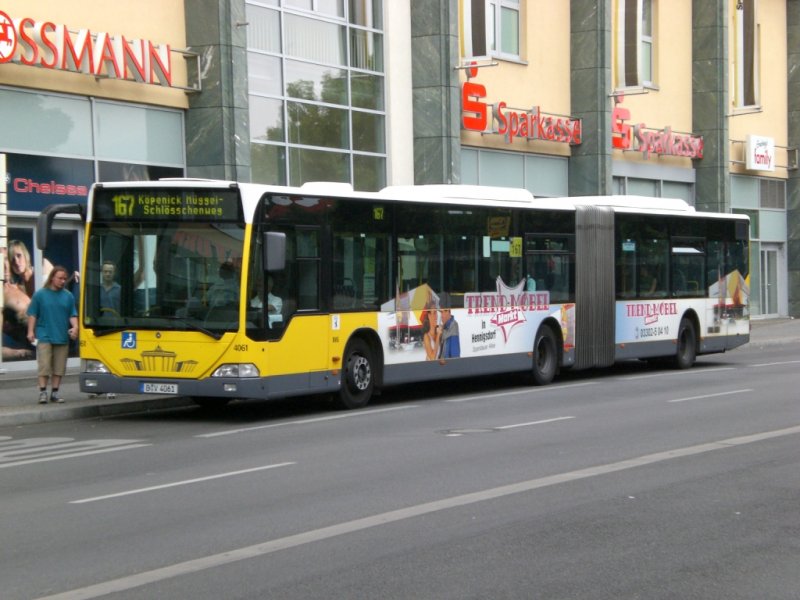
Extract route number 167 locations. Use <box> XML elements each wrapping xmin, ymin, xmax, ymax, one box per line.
<box><xmin>112</xmin><ymin>195</ymin><xmax>135</xmax><ymax>217</ymax></box>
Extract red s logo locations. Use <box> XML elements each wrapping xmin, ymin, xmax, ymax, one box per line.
<box><xmin>611</xmin><ymin>106</ymin><xmax>631</xmax><ymax>149</ymax></box>
<box><xmin>462</xmin><ymin>81</ymin><xmax>487</xmax><ymax>132</ymax></box>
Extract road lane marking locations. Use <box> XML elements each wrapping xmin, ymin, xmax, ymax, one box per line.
<box><xmin>750</xmin><ymin>360</ymin><xmax>800</xmax><ymax>367</ymax></box>
<box><xmin>196</xmin><ymin>405</ymin><xmax>418</xmax><ymax>438</ymax></box>
<box><xmin>71</xmin><ymin>462</ymin><xmax>296</xmax><ymax>504</ymax></box>
<box><xmin>619</xmin><ymin>367</ymin><xmax>736</xmax><ymax>381</ymax></box>
<box><xmin>38</xmin><ymin>423</ymin><xmax>800</xmax><ymax>600</ymax></box>
<box><xmin>445</xmin><ymin>381</ymin><xmax>597</xmax><ymax>403</ymax></box>
<box><xmin>668</xmin><ymin>389</ymin><xmax>753</xmax><ymax>404</ymax></box>
<box><xmin>0</xmin><ymin>438</ymin><xmax>151</xmax><ymax>469</ymax></box>
<box><xmin>495</xmin><ymin>416</ymin><xmax>576</xmax><ymax>430</ymax></box>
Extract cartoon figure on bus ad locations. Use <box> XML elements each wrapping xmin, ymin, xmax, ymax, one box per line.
<box><xmin>379</xmin><ymin>276</ymin><xmax>574</xmax><ymax>365</ymax></box>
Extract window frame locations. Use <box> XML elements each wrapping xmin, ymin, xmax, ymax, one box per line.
<box><xmin>734</xmin><ymin>0</ymin><xmax>760</xmax><ymax>109</ymax></box>
<box><xmin>488</xmin><ymin>0</ymin><xmax>520</xmax><ymax>61</ymax></box>
<box><xmin>615</xmin><ymin>0</ymin><xmax>655</xmax><ymax>90</ymax></box>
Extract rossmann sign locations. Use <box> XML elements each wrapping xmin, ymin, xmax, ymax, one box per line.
<box><xmin>461</xmin><ymin>66</ymin><xmax>582</xmax><ymax>146</ymax></box>
<box><xmin>0</xmin><ymin>10</ymin><xmax>176</xmax><ymax>87</ymax></box>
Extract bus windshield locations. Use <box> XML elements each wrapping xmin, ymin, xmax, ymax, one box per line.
<box><xmin>83</xmin><ymin>221</ymin><xmax>245</xmax><ymax>336</ymax></box>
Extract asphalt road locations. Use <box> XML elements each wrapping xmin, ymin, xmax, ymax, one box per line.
<box><xmin>1</xmin><ymin>339</ymin><xmax>799</xmax><ymax>599</ymax></box>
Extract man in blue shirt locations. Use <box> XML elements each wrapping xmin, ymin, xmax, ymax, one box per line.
<box><xmin>26</xmin><ymin>266</ymin><xmax>78</xmax><ymax>404</ymax></box>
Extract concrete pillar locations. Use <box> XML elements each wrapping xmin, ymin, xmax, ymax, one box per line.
<box><xmin>692</xmin><ymin>0</ymin><xmax>729</xmax><ymax>213</ymax></box>
<box><xmin>569</xmin><ymin>0</ymin><xmax>613</xmax><ymax>197</ymax></box>
<box><xmin>184</xmin><ymin>0</ymin><xmax>251</xmax><ymax>181</ymax></box>
<box><xmin>410</xmin><ymin>0</ymin><xmax>461</xmax><ymax>184</ymax></box>
<box><xmin>788</xmin><ymin>0</ymin><xmax>800</xmax><ymax>316</ymax></box>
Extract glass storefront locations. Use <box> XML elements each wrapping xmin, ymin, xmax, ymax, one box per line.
<box><xmin>0</xmin><ymin>87</ymin><xmax>185</xmax><ymax>365</ymax></box>
<box><xmin>246</xmin><ymin>0</ymin><xmax>387</xmax><ymax>190</ymax></box>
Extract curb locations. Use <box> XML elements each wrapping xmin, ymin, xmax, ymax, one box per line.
<box><xmin>0</xmin><ymin>395</ymin><xmax>196</xmax><ymax>427</ymax></box>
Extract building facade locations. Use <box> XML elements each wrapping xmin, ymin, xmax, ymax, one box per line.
<box><xmin>1</xmin><ymin>0</ymin><xmax>798</xmax><ymax>371</ymax></box>
<box><xmin>0</xmin><ymin>1</ymin><xmax>189</xmax><ymax>367</ymax></box>
<box><xmin>410</xmin><ymin>0</ymin><xmax>796</xmax><ymax>320</ymax></box>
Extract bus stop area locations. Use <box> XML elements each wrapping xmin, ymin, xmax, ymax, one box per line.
<box><xmin>0</xmin><ymin>318</ymin><xmax>798</xmax><ymax>427</ymax></box>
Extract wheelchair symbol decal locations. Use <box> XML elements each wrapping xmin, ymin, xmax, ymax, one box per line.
<box><xmin>122</xmin><ymin>332</ymin><xmax>137</xmax><ymax>349</ymax></box>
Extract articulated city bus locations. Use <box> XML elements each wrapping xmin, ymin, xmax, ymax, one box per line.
<box><xmin>38</xmin><ymin>180</ymin><xmax>750</xmax><ymax>409</ymax></box>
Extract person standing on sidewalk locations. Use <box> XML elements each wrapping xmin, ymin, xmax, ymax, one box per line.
<box><xmin>26</xmin><ymin>266</ymin><xmax>78</xmax><ymax>404</ymax></box>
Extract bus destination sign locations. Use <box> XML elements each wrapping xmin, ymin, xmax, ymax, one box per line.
<box><xmin>93</xmin><ymin>188</ymin><xmax>242</xmax><ymax>222</ymax></box>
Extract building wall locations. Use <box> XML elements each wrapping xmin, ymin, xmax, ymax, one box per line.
<box><xmin>459</xmin><ymin>0</ymin><xmax>572</xmax><ymax>157</ymax></box>
<box><xmin>0</xmin><ymin>1</ymin><xmax>189</xmax><ymax>370</ymax></box>
<box><xmin>728</xmin><ymin>0</ymin><xmax>789</xmax><ymax>171</ymax></box>
<box><xmin>0</xmin><ymin>0</ymin><xmax>190</xmax><ymax>108</ymax></box>
<box><xmin>611</xmin><ymin>0</ymin><xmax>695</xmax><ymax>170</ymax></box>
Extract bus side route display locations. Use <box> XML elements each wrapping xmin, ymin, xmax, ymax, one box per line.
<box><xmin>92</xmin><ymin>188</ymin><xmax>243</xmax><ymax>223</ymax></box>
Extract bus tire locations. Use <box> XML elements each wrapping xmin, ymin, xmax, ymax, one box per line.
<box><xmin>675</xmin><ymin>318</ymin><xmax>697</xmax><ymax>369</ymax></box>
<box><xmin>338</xmin><ymin>338</ymin><xmax>374</xmax><ymax>409</ymax></box>
<box><xmin>531</xmin><ymin>325</ymin><xmax>558</xmax><ymax>386</ymax></box>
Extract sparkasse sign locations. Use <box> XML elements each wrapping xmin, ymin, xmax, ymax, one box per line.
<box><xmin>611</xmin><ymin>95</ymin><xmax>703</xmax><ymax>160</ymax></box>
<box><xmin>0</xmin><ymin>10</ymin><xmax>174</xmax><ymax>87</ymax></box>
<box><xmin>461</xmin><ymin>66</ymin><xmax>582</xmax><ymax>146</ymax></box>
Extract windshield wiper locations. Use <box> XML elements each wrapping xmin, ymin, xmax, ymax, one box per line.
<box><xmin>161</xmin><ymin>316</ymin><xmax>223</xmax><ymax>340</ymax></box>
<box><xmin>92</xmin><ymin>325</ymin><xmax>130</xmax><ymax>337</ymax></box>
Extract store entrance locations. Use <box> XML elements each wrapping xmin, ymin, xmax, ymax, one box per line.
<box><xmin>759</xmin><ymin>244</ymin><xmax>781</xmax><ymax>318</ymax></box>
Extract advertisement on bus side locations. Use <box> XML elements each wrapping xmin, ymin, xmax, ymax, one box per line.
<box><xmin>378</xmin><ymin>277</ymin><xmax>575</xmax><ymax>364</ymax></box>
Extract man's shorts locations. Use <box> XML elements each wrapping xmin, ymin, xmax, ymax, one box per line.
<box><xmin>37</xmin><ymin>343</ymin><xmax>69</xmax><ymax>378</ymax></box>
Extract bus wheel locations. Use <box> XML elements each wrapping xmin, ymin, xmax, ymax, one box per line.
<box><xmin>675</xmin><ymin>318</ymin><xmax>697</xmax><ymax>369</ymax></box>
<box><xmin>531</xmin><ymin>325</ymin><xmax>558</xmax><ymax>386</ymax></box>
<box><xmin>338</xmin><ymin>339</ymin><xmax>374</xmax><ymax>409</ymax></box>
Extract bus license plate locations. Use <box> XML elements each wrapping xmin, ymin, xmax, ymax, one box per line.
<box><xmin>141</xmin><ymin>382</ymin><xmax>178</xmax><ymax>394</ymax></box>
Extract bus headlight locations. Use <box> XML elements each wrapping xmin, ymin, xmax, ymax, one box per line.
<box><xmin>82</xmin><ymin>359</ymin><xmax>110</xmax><ymax>374</ymax></box>
<box><xmin>212</xmin><ymin>363</ymin><xmax>260</xmax><ymax>378</ymax></box>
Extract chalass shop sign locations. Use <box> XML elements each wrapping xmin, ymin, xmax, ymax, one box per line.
<box><xmin>0</xmin><ymin>10</ymin><xmax>174</xmax><ymax>87</ymax></box>
<box><xmin>461</xmin><ymin>67</ymin><xmax>581</xmax><ymax>146</ymax></box>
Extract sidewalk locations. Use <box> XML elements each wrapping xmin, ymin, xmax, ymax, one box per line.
<box><xmin>0</xmin><ymin>367</ymin><xmax>194</xmax><ymax>426</ymax></box>
<box><xmin>0</xmin><ymin>317</ymin><xmax>798</xmax><ymax>426</ymax></box>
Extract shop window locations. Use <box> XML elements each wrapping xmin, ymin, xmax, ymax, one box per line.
<box><xmin>353</xmin><ymin>154</ymin><xmax>386</xmax><ymax>191</ymax></box>
<box><xmin>615</xmin><ymin>0</ymin><xmax>655</xmax><ymax>88</ymax></box>
<box><xmin>246</xmin><ymin>3</ymin><xmax>281</xmax><ymax>53</ymax></box>
<box><xmin>285</xmin><ymin>13</ymin><xmax>347</xmax><ymax>65</ymax></box>
<box><xmin>288</xmin><ymin>101</ymin><xmax>349</xmax><ymax>149</ymax></box>
<box><xmin>289</xmin><ymin>147</ymin><xmax>350</xmax><ymax>186</ymax></box>
<box><xmin>285</xmin><ymin>60</ymin><xmax>348</xmax><ymax>105</ymax></box>
<box><xmin>286</xmin><ymin>0</ymin><xmax>344</xmax><ymax>18</ymax></box>
<box><xmin>349</xmin><ymin>0</ymin><xmax>382</xmax><ymax>28</ymax></box>
<box><xmin>734</xmin><ymin>0</ymin><xmax>759</xmax><ymax>108</ymax></box>
<box><xmin>246</xmin><ymin>0</ymin><xmax>386</xmax><ymax>191</ymax></box>
<box><xmin>2</xmin><ymin>228</ymin><xmax>81</xmax><ymax>362</ymax></box>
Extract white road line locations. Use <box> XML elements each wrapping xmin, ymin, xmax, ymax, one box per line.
<box><xmin>71</xmin><ymin>462</ymin><xmax>296</xmax><ymax>504</ymax></box>
<box><xmin>495</xmin><ymin>416</ymin><xmax>576</xmax><ymax>430</ymax></box>
<box><xmin>0</xmin><ymin>444</ymin><xmax>152</xmax><ymax>469</ymax></box>
<box><xmin>196</xmin><ymin>405</ymin><xmax>418</xmax><ymax>439</ymax></box>
<box><xmin>751</xmin><ymin>360</ymin><xmax>800</xmax><ymax>367</ymax></box>
<box><xmin>668</xmin><ymin>388</ymin><xmax>753</xmax><ymax>404</ymax></box>
<box><xmin>445</xmin><ymin>381</ymin><xmax>597</xmax><ymax>403</ymax></box>
<box><xmin>620</xmin><ymin>367</ymin><xmax>736</xmax><ymax>381</ymax></box>
<box><xmin>38</xmin><ymin>423</ymin><xmax>800</xmax><ymax>600</ymax></box>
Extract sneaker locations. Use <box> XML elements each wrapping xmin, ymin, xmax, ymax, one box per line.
<box><xmin>38</xmin><ymin>391</ymin><xmax>48</xmax><ymax>404</ymax></box>
<box><xmin>50</xmin><ymin>393</ymin><xmax>65</xmax><ymax>404</ymax></box>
